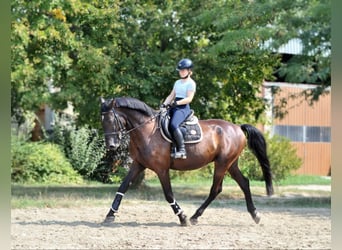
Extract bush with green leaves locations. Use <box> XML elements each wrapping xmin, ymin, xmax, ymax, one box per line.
<box><xmin>90</xmin><ymin>147</ymin><xmax>130</xmax><ymax>184</ymax></box>
<box><xmin>47</xmin><ymin>116</ymin><xmax>108</xmax><ymax>180</ymax></box>
<box><xmin>65</xmin><ymin>126</ymin><xmax>106</xmax><ymax>178</ymax></box>
<box><xmin>239</xmin><ymin>134</ymin><xmax>302</xmax><ymax>182</ymax></box>
<box><xmin>11</xmin><ymin>137</ymin><xmax>84</xmax><ymax>184</ymax></box>
<box><xmin>92</xmin><ymin>134</ymin><xmax>145</xmax><ymax>186</ymax></box>
<box><xmin>47</xmin><ymin>118</ymin><xmax>132</xmax><ymax>183</ymax></box>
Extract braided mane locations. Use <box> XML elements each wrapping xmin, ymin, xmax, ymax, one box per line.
<box><xmin>114</xmin><ymin>97</ymin><xmax>156</xmax><ymax>117</ymax></box>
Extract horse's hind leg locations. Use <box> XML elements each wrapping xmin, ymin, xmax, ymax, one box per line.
<box><xmin>103</xmin><ymin>161</ymin><xmax>145</xmax><ymax>223</ymax></box>
<box><xmin>228</xmin><ymin>160</ymin><xmax>260</xmax><ymax>224</ymax></box>
<box><xmin>190</xmin><ymin>170</ymin><xmax>224</xmax><ymax>225</ymax></box>
<box><xmin>157</xmin><ymin>170</ymin><xmax>188</xmax><ymax>226</ymax></box>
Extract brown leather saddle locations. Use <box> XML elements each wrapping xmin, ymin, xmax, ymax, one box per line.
<box><xmin>159</xmin><ymin>109</ymin><xmax>203</xmax><ymax>144</ymax></box>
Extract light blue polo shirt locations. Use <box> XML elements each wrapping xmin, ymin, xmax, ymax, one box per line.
<box><xmin>173</xmin><ymin>79</ymin><xmax>196</xmax><ymax>98</ymax></box>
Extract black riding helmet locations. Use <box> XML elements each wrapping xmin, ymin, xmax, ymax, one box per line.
<box><xmin>176</xmin><ymin>58</ymin><xmax>193</xmax><ymax>71</ymax></box>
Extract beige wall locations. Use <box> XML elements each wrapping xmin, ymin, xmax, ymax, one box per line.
<box><xmin>264</xmin><ymin>82</ymin><xmax>331</xmax><ymax>176</ymax></box>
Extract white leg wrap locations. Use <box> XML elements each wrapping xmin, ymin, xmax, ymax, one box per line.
<box><xmin>170</xmin><ymin>199</ymin><xmax>182</xmax><ymax>215</ymax></box>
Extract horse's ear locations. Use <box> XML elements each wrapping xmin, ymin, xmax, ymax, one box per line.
<box><xmin>100</xmin><ymin>97</ymin><xmax>105</xmax><ymax>104</ymax></box>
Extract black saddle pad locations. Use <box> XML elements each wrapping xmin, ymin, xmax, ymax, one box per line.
<box><xmin>159</xmin><ymin>110</ymin><xmax>203</xmax><ymax>144</ymax></box>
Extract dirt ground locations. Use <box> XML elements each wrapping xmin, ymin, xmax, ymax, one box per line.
<box><xmin>11</xmin><ymin>199</ymin><xmax>331</xmax><ymax>250</ymax></box>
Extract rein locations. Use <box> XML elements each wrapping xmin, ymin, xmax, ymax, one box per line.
<box><xmin>125</xmin><ymin>110</ymin><xmax>162</xmax><ymax>134</ymax></box>
<box><xmin>102</xmin><ymin>108</ymin><xmax>163</xmax><ymax>137</ymax></box>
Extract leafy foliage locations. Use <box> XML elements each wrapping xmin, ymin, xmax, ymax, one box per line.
<box><xmin>46</xmin><ymin>115</ymin><xmax>131</xmax><ymax>184</ymax></box>
<box><xmin>92</xmin><ymin>134</ymin><xmax>144</xmax><ymax>188</ymax></box>
<box><xmin>269</xmin><ymin>0</ymin><xmax>331</xmax><ymax>89</ymax></box>
<box><xmin>11</xmin><ymin>137</ymin><xmax>84</xmax><ymax>184</ymax></box>
<box><xmin>47</xmin><ymin>117</ymin><xmax>106</xmax><ymax>179</ymax></box>
<box><xmin>66</xmin><ymin>127</ymin><xmax>106</xmax><ymax>177</ymax></box>
<box><xmin>91</xmin><ymin>134</ymin><xmax>131</xmax><ymax>184</ymax></box>
<box><xmin>11</xmin><ymin>0</ymin><xmax>331</xmax><ymax>129</ymax></box>
<box><xmin>11</xmin><ymin>0</ymin><xmax>329</xmax><ymax>184</ymax></box>
<box><xmin>239</xmin><ymin>134</ymin><xmax>302</xmax><ymax>182</ymax></box>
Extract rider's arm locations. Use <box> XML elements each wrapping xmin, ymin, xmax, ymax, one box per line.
<box><xmin>176</xmin><ymin>90</ymin><xmax>195</xmax><ymax>105</ymax></box>
<box><xmin>163</xmin><ymin>89</ymin><xmax>176</xmax><ymax>106</ymax></box>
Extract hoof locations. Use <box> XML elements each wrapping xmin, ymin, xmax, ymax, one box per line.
<box><xmin>103</xmin><ymin>215</ymin><xmax>115</xmax><ymax>224</ymax></box>
<box><xmin>179</xmin><ymin>213</ymin><xmax>189</xmax><ymax>226</ymax></box>
<box><xmin>253</xmin><ymin>212</ymin><xmax>261</xmax><ymax>224</ymax></box>
<box><xmin>190</xmin><ymin>217</ymin><xmax>198</xmax><ymax>225</ymax></box>
<box><xmin>180</xmin><ymin>219</ymin><xmax>189</xmax><ymax>227</ymax></box>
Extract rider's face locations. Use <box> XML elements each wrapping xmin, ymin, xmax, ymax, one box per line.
<box><xmin>178</xmin><ymin>69</ymin><xmax>190</xmax><ymax>78</ymax></box>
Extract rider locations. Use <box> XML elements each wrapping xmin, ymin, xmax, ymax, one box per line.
<box><xmin>160</xmin><ymin>58</ymin><xmax>196</xmax><ymax>159</ymax></box>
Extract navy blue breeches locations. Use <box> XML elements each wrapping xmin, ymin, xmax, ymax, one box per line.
<box><xmin>169</xmin><ymin>101</ymin><xmax>191</xmax><ymax>133</ymax></box>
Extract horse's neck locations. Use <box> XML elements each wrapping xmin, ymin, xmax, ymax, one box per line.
<box><xmin>123</xmin><ymin>110</ymin><xmax>147</xmax><ymax>128</ymax></box>
<box><xmin>123</xmin><ymin>110</ymin><xmax>157</xmax><ymax>136</ymax></box>
<box><xmin>128</xmin><ymin>117</ymin><xmax>159</xmax><ymax>148</ymax></box>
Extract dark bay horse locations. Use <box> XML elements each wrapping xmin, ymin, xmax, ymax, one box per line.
<box><xmin>100</xmin><ymin>97</ymin><xmax>273</xmax><ymax>226</ymax></box>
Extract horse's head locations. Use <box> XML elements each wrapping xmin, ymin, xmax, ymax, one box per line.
<box><xmin>100</xmin><ymin>97</ymin><xmax>125</xmax><ymax>150</ymax></box>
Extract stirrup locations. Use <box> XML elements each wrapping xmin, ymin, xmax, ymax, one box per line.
<box><xmin>174</xmin><ymin>151</ymin><xmax>187</xmax><ymax>159</ymax></box>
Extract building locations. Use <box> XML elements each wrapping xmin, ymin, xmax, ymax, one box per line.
<box><xmin>263</xmin><ymin>82</ymin><xmax>331</xmax><ymax>176</ymax></box>
<box><xmin>260</xmin><ymin>37</ymin><xmax>331</xmax><ymax>176</ymax></box>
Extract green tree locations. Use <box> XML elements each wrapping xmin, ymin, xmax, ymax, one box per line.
<box><xmin>11</xmin><ymin>0</ymin><xmax>122</xmax><ymax>127</ymax></box>
<box><xmin>12</xmin><ymin>0</ymin><xmax>77</xmax><ymax>123</ymax></box>
<box><xmin>266</xmin><ymin>0</ymin><xmax>331</xmax><ymax>103</ymax></box>
<box><xmin>11</xmin><ymin>0</ymin><xmax>330</xmax><ymax>129</ymax></box>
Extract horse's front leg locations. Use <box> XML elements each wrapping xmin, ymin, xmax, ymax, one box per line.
<box><xmin>103</xmin><ymin>161</ymin><xmax>145</xmax><ymax>223</ymax></box>
<box><xmin>157</xmin><ymin>170</ymin><xmax>188</xmax><ymax>226</ymax></box>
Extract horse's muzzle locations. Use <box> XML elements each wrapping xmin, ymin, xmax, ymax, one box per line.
<box><xmin>106</xmin><ymin>142</ymin><xmax>120</xmax><ymax>151</ymax></box>
<box><xmin>105</xmin><ymin>137</ymin><xmax>120</xmax><ymax>150</ymax></box>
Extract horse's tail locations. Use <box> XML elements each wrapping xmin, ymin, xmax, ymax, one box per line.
<box><xmin>240</xmin><ymin>124</ymin><xmax>274</xmax><ymax>196</ymax></box>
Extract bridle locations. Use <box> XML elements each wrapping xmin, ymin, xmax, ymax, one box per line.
<box><xmin>101</xmin><ymin>109</ymin><xmax>126</xmax><ymax>139</ymax></box>
<box><xmin>101</xmin><ymin>108</ymin><xmax>163</xmax><ymax>141</ymax></box>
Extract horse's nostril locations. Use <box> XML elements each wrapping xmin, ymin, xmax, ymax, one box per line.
<box><xmin>109</xmin><ymin>144</ymin><xmax>119</xmax><ymax>150</ymax></box>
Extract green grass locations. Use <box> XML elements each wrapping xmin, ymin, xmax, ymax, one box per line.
<box><xmin>11</xmin><ymin>175</ymin><xmax>331</xmax><ymax>209</ymax></box>
<box><xmin>146</xmin><ymin>173</ymin><xmax>331</xmax><ymax>186</ymax></box>
<box><xmin>275</xmin><ymin>175</ymin><xmax>331</xmax><ymax>185</ymax></box>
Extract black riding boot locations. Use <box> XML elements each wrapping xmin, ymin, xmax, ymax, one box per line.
<box><xmin>170</xmin><ymin>145</ymin><xmax>177</xmax><ymax>158</ymax></box>
<box><xmin>172</xmin><ymin>128</ymin><xmax>187</xmax><ymax>159</ymax></box>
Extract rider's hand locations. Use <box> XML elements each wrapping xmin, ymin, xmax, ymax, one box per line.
<box><xmin>170</xmin><ymin>100</ymin><xmax>178</xmax><ymax>108</ymax></box>
<box><xmin>160</xmin><ymin>103</ymin><xmax>167</xmax><ymax>112</ymax></box>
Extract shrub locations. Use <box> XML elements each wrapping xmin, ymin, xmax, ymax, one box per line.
<box><xmin>92</xmin><ymin>134</ymin><xmax>137</xmax><ymax>185</ymax></box>
<box><xmin>92</xmin><ymin>150</ymin><xmax>130</xmax><ymax>184</ymax></box>
<box><xmin>92</xmin><ymin>134</ymin><xmax>145</xmax><ymax>187</ymax></box>
<box><xmin>66</xmin><ymin>126</ymin><xmax>106</xmax><ymax>178</ymax></box>
<box><xmin>239</xmin><ymin>133</ymin><xmax>302</xmax><ymax>182</ymax></box>
<box><xmin>11</xmin><ymin>137</ymin><xmax>84</xmax><ymax>184</ymax></box>
<box><xmin>47</xmin><ymin>119</ymin><xmax>132</xmax><ymax>184</ymax></box>
<box><xmin>47</xmin><ymin>119</ymin><xmax>107</xmax><ymax>180</ymax></box>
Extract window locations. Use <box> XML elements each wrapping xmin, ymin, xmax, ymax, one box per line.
<box><xmin>306</xmin><ymin>127</ymin><xmax>320</xmax><ymax>142</ymax></box>
<box><xmin>273</xmin><ymin>125</ymin><xmax>303</xmax><ymax>142</ymax></box>
<box><xmin>273</xmin><ymin>125</ymin><xmax>331</xmax><ymax>142</ymax></box>
<box><xmin>320</xmin><ymin>127</ymin><xmax>331</xmax><ymax>142</ymax></box>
